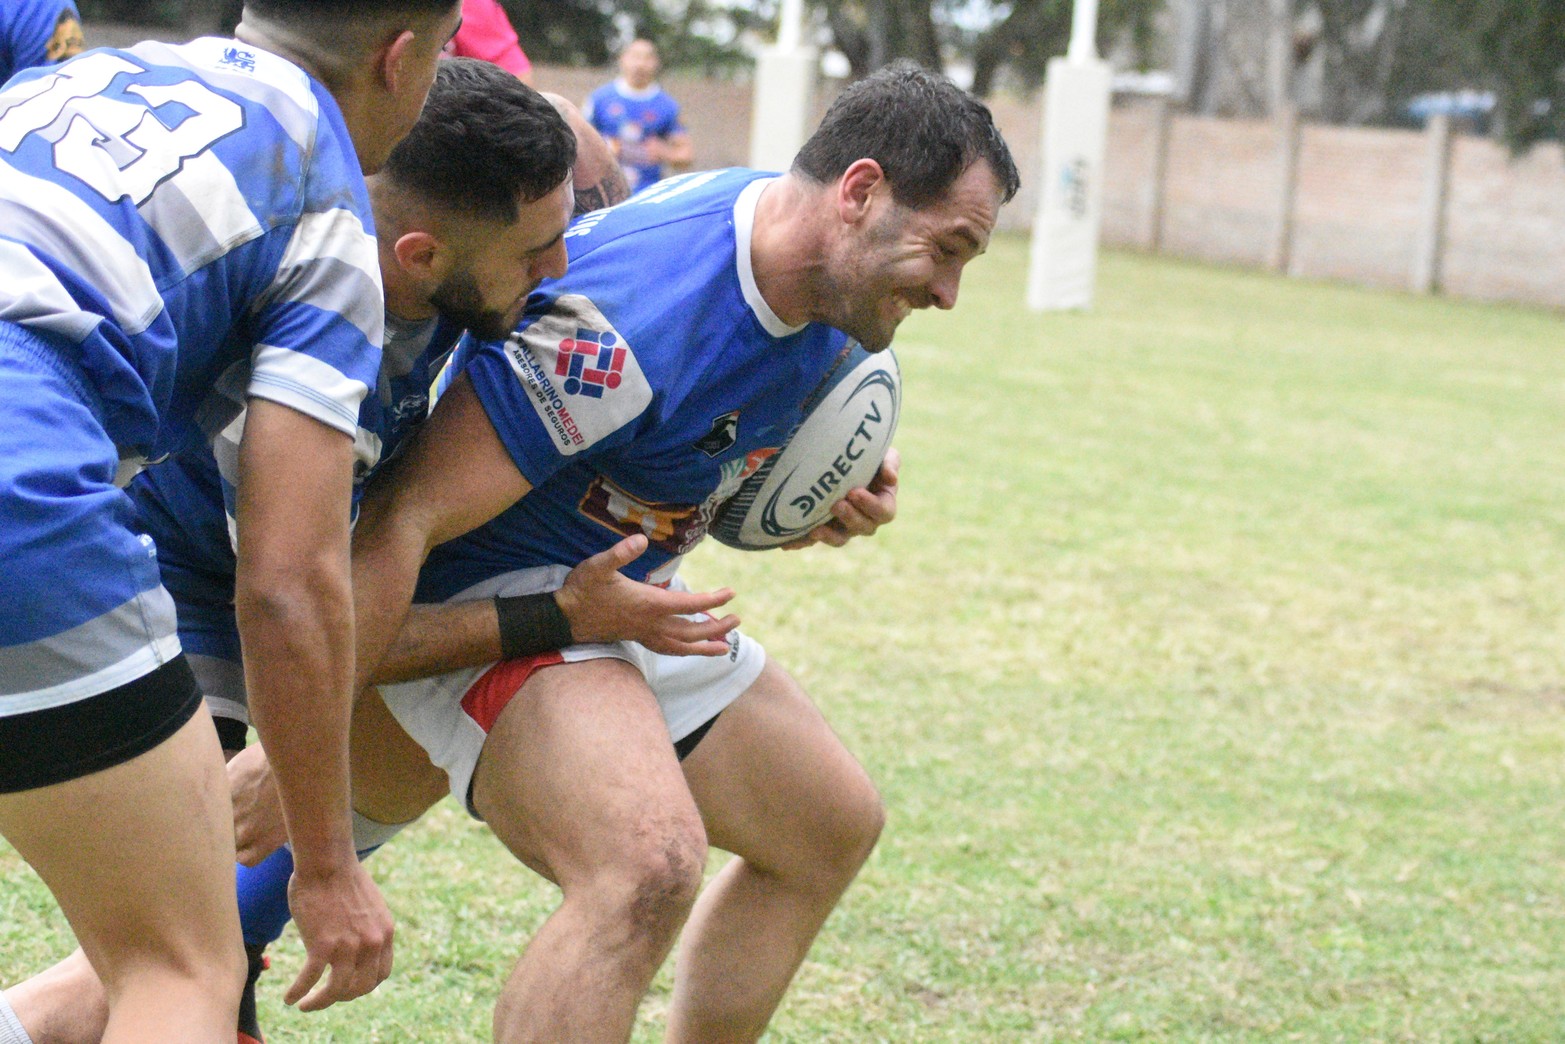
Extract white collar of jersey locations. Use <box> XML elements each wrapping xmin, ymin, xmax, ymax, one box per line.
<box><xmin>614</xmin><ymin>78</ymin><xmax>662</xmax><ymax>100</ymax></box>
<box><xmin>734</xmin><ymin>178</ymin><xmax>805</xmax><ymax>339</ymax></box>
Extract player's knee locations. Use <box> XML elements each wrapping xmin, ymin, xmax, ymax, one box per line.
<box><xmin>107</xmin><ymin>936</ymin><xmax>245</xmax><ymax>1012</ymax></box>
<box><xmin>611</xmin><ymin>815</ymin><xmax>707</xmax><ymax>939</ymax></box>
<box><xmin>818</xmin><ymin>775</ymin><xmax>885</xmax><ymax>882</ymax></box>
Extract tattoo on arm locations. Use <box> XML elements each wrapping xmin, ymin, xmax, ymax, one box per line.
<box><xmin>574</xmin><ymin>165</ymin><xmax>631</xmax><ymax>216</ymax></box>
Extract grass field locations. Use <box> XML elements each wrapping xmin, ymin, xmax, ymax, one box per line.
<box><xmin>7</xmin><ymin>238</ymin><xmax>1565</xmax><ymax>1041</ymax></box>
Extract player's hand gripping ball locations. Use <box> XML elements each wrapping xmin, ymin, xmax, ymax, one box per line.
<box><xmin>711</xmin><ymin>341</ymin><xmax>900</xmax><ymax>550</ymax></box>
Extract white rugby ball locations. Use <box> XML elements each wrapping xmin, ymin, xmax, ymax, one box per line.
<box><xmin>710</xmin><ymin>342</ymin><xmax>899</xmax><ymax>550</ymax></box>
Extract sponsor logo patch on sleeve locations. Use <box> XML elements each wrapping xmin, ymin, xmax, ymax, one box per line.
<box><xmin>502</xmin><ymin>294</ymin><xmax>651</xmax><ymax>456</ymax></box>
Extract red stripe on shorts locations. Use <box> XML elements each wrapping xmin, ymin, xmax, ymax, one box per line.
<box><xmin>460</xmin><ymin>652</ymin><xmax>566</xmax><ymax>733</ymax></box>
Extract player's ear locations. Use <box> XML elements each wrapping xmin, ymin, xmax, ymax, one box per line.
<box><xmin>392</xmin><ymin>230</ymin><xmax>444</xmax><ymax>280</ymax></box>
<box><xmin>837</xmin><ymin>159</ymin><xmax>885</xmax><ymax>226</ymax></box>
<box><xmin>377</xmin><ymin>28</ymin><xmax>419</xmax><ymax>94</ymax></box>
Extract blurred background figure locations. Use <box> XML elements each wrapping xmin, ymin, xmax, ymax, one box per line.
<box><xmin>446</xmin><ymin>0</ymin><xmax>532</xmax><ymax>85</ymax></box>
<box><xmin>0</xmin><ymin>0</ymin><xmax>84</xmax><ymax>85</ymax></box>
<box><xmin>584</xmin><ymin>38</ymin><xmax>692</xmax><ymax>194</ymax></box>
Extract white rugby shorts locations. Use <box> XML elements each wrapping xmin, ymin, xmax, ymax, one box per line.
<box><xmin>377</xmin><ymin>566</ymin><xmax>764</xmax><ymax>816</ymax></box>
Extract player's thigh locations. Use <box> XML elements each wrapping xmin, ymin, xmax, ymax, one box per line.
<box><xmin>0</xmin><ymin>701</ymin><xmax>241</xmax><ymax>979</ymax></box>
<box><xmin>470</xmin><ymin>656</ymin><xmax>704</xmax><ymax>885</ymax></box>
<box><xmin>351</xmin><ymin>686</ymin><xmax>449</xmax><ymax>825</ymax></box>
<box><xmin>680</xmin><ymin>658</ymin><xmax>884</xmax><ymax>880</ymax></box>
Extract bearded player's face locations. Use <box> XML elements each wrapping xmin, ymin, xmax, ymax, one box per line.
<box><xmin>431</xmin><ymin>178</ymin><xmax>575</xmax><ymax>340</ymax></box>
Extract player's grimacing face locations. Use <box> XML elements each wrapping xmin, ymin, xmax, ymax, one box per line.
<box><xmin>833</xmin><ymin>161</ymin><xmax>1003</xmax><ymax>352</ymax></box>
<box><xmin>431</xmin><ymin>178</ymin><xmax>575</xmax><ymax>341</ymax></box>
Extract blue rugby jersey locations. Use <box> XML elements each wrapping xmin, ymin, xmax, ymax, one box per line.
<box><xmin>583</xmin><ymin>80</ymin><xmax>684</xmax><ymax>194</ymax></box>
<box><xmin>0</xmin><ymin>36</ymin><xmax>383</xmax><ymax>469</ymax></box>
<box><xmin>417</xmin><ymin>168</ymin><xmax>855</xmax><ymax>602</ymax></box>
<box><xmin>0</xmin><ymin>0</ymin><xmax>82</xmax><ymax>87</ymax></box>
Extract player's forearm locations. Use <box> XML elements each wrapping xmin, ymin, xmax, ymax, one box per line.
<box><xmin>349</xmin><ymin>487</ymin><xmax>441</xmax><ymax>690</ymax></box>
<box><xmin>372</xmin><ymin>600</ymin><xmax>504</xmax><ymax>684</ymax></box>
<box><xmin>237</xmin><ymin>553</ymin><xmax>358</xmax><ymax>869</ymax></box>
<box><xmin>233</xmin><ymin>401</ymin><xmax>361</xmax><ymax>872</ymax></box>
<box><xmin>543</xmin><ymin>92</ymin><xmax>630</xmax><ymax>215</ymax></box>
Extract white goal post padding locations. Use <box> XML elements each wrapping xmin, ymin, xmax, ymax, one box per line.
<box><xmin>1025</xmin><ymin>55</ymin><xmax>1112</xmax><ymax>312</ymax></box>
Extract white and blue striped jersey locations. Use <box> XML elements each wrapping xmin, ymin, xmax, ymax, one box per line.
<box><xmin>0</xmin><ymin>36</ymin><xmax>384</xmax><ymax>467</ymax></box>
<box><xmin>131</xmin><ymin>312</ymin><xmax>465</xmax><ymax>630</ymax></box>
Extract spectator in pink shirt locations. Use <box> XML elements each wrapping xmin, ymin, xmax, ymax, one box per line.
<box><xmin>447</xmin><ymin>0</ymin><xmax>533</xmax><ymax>84</ymax></box>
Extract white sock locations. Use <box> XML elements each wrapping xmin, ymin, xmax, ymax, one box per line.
<box><xmin>0</xmin><ymin>991</ymin><xmax>35</xmax><ymax>1044</ymax></box>
<box><xmin>351</xmin><ymin>809</ymin><xmax>410</xmax><ymax>855</ymax></box>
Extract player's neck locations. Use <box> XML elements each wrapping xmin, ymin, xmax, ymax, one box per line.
<box><xmin>234</xmin><ymin>15</ymin><xmax>349</xmax><ymax>88</ymax></box>
<box><xmin>236</xmin><ymin>15</ymin><xmax>382</xmax><ymax>173</ymax></box>
<box><xmin>616</xmin><ymin>77</ymin><xmax>660</xmax><ymax>98</ymax></box>
<box><xmin>748</xmin><ymin>176</ymin><xmax>830</xmax><ymax>330</ymax></box>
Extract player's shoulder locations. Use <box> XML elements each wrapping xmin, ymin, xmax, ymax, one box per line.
<box><xmin>565</xmin><ymin>167</ymin><xmax>766</xmax><ymax>248</ymax></box>
<box><xmin>115</xmin><ymin>38</ymin><xmax>320</xmax><ymax>116</ymax></box>
<box><xmin>128</xmin><ymin>38</ymin><xmax>365</xmax><ymax>219</ymax></box>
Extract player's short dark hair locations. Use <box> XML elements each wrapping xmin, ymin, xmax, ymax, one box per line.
<box><xmin>244</xmin><ymin>0</ymin><xmax>456</xmax><ymax>20</ymax></box>
<box><xmin>792</xmin><ymin>61</ymin><xmax>1020</xmax><ymax>210</ymax></box>
<box><xmin>382</xmin><ymin>59</ymin><xmax>576</xmax><ymax>224</ymax></box>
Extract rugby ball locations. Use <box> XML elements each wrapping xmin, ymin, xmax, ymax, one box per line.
<box><xmin>710</xmin><ymin>341</ymin><xmax>899</xmax><ymax>550</ymax></box>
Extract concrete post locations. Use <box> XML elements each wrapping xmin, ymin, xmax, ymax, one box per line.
<box><xmin>1268</xmin><ymin>105</ymin><xmax>1300</xmax><ymax>274</ymax></box>
<box><xmin>1410</xmin><ymin>113</ymin><xmax>1454</xmax><ymax>294</ymax></box>
<box><xmin>1144</xmin><ymin>95</ymin><xmax>1174</xmax><ymax>251</ymax></box>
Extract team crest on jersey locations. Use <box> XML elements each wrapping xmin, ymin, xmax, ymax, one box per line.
<box><xmin>218</xmin><ymin>47</ymin><xmax>258</xmax><ymax>73</ymax></box>
<box><xmin>693</xmin><ymin>410</ymin><xmax>740</xmax><ymax>457</ymax></box>
<box><xmin>504</xmin><ymin>294</ymin><xmax>651</xmax><ymax>456</ymax></box>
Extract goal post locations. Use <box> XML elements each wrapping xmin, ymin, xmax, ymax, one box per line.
<box><xmin>1025</xmin><ymin>0</ymin><xmax>1112</xmax><ymax>312</ymax></box>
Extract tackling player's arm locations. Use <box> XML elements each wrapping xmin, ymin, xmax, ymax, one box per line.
<box><xmin>350</xmin><ymin>372</ymin><xmax>530</xmax><ymax>686</ymax></box>
<box><xmin>379</xmin><ymin>532</ymin><xmax>737</xmax><ymax>682</ymax></box>
<box><xmin>233</xmin><ymin>400</ymin><xmax>393</xmax><ymax>1012</ymax></box>
<box><xmin>354</xmin><ymin>373</ymin><xmax>739</xmax><ymax>687</ymax></box>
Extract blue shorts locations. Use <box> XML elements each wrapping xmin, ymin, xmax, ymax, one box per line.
<box><xmin>0</xmin><ymin>321</ymin><xmax>182</xmax><ymax>722</ymax></box>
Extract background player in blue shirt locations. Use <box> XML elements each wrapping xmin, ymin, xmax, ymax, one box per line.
<box><xmin>0</xmin><ymin>0</ymin><xmax>84</xmax><ymax>86</ymax></box>
<box><xmin>0</xmin><ymin>0</ymin><xmax>461</xmax><ymax>1036</ymax></box>
<box><xmin>584</xmin><ymin>38</ymin><xmax>693</xmax><ymax>194</ymax></box>
<box><xmin>223</xmin><ymin>62</ymin><xmax>1019</xmax><ymax>1042</ymax></box>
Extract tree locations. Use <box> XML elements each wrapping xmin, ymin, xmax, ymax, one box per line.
<box><xmin>817</xmin><ymin>0</ymin><xmax>942</xmax><ymax>81</ymax></box>
<box><xmin>1428</xmin><ymin>0</ymin><xmax>1565</xmax><ymax>151</ymax></box>
<box><xmin>813</xmin><ymin>0</ymin><xmax>1159</xmax><ymax>95</ymax></box>
<box><xmin>497</xmin><ymin>0</ymin><xmax>764</xmax><ymax>73</ymax></box>
<box><xmin>1307</xmin><ymin>0</ymin><xmax>1565</xmax><ymax>149</ymax></box>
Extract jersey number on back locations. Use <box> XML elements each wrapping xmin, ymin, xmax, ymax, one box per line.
<box><xmin>0</xmin><ymin>53</ymin><xmax>244</xmax><ymax>207</ymax></box>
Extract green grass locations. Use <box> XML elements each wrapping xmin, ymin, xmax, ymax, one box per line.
<box><xmin>7</xmin><ymin>241</ymin><xmax>1565</xmax><ymax>1041</ymax></box>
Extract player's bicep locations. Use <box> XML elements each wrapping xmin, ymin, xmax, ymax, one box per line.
<box><xmin>365</xmin><ymin>371</ymin><xmax>532</xmax><ymax>552</ymax></box>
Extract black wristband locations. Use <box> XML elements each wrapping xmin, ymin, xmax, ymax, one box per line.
<box><xmin>494</xmin><ymin>592</ymin><xmax>576</xmax><ymax>660</ymax></box>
